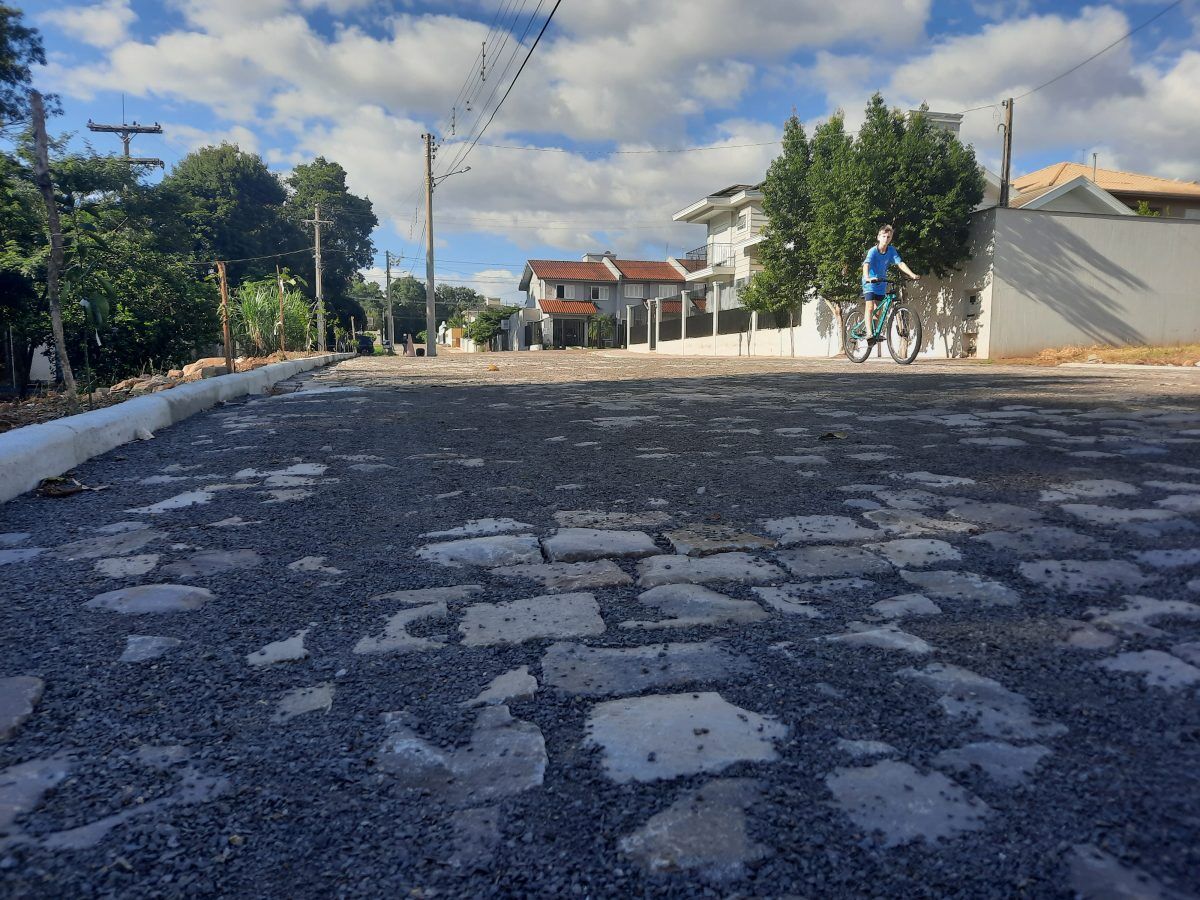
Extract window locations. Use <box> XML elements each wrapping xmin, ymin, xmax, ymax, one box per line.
<box><xmin>555</xmin><ymin>284</ymin><xmax>565</xmax><ymax>299</ymax></box>
<box><xmin>624</xmin><ymin>283</ymin><xmax>644</xmax><ymax>299</ymax></box>
<box><xmin>591</xmin><ymin>285</ymin><xmax>608</xmax><ymax>301</ymax></box>
<box><xmin>736</xmin><ymin>212</ymin><xmax>748</xmax><ymax>230</ymax></box>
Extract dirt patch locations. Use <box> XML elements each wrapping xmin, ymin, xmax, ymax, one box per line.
<box><xmin>1000</xmin><ymin>344</ymin><xmax>1200</xmax><ymax>368</ymax></box>
<box><xmin>0</xmin><ymin>352</ymin><xmax>325</xmax><ymax>435</ymax></box>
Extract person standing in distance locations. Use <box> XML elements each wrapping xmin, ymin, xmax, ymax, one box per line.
<box><xmin>862</xmin><ymin>225</ymin><xmax>920</xmax><ymax>342</ymax></box>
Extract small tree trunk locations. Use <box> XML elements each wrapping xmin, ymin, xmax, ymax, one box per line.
<box><xmin>29</xmin><ymin>91</ymin><xmax>78</xmax><ymax>411</ymax></box>
<box><xmin>823</xmin><ymin>297</ymin><xmax>846</xmax><ymax>354</ymax></box>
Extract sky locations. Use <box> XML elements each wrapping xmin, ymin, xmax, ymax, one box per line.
<box><xmin>21</xmin><ymin>0</ymin><xmax>1200</xmax><ymax>302</ymax></box>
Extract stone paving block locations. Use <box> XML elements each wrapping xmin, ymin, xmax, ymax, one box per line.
<box><xmin>1085</xmin><ymin>596</ymin><xmax>1200</xmax><ymax>637</ymax></box>
<box><xmin>422</xmin><ymin>518</ymin><xmax>534</xmax><ymax>538</ymax></box>
<box><xmin>247</xmin><ymin>628</ymin><xmax>311</xmax><ymax>666</ymax></box>
<box><xmin>1098</xmin><ymin>650</ymin><xmax>1200</xmax><ymax>689</ymax></box>
<box><xmin>49</xmin><ymin>528</ymin><xmax>164</xmax><ymax>561</ymax></box>
<box><xmin>0</xmin><ymin>756</ymin><xmax>72</xmax><ymax>834</ymax></box>
<box><xmin>971</xmin><ymin>526</ymin><xmax>1099</xmax><ymax>558</ymax></box>
<box><xmin>619</xmin><ymin>779</ymin><xmax>766</xmax><ymax>880</ymax></box>
<box><xmin>584</xmin><ymin>692</ymin><xmax>786</xmax><ymax>783</ymax></box>
<box><xmin>623</xmin><ymin>584</ymin><xmax>768</xmax><ymax>630</ymax></box>
<box><xmin>864</xmin><ymin>509</ymin><xmax>978</xmax><ymax>537</ymax></box>
<box><xmin>541</xmin><ymin>528</ymin><xmax>658</xmax><ymax>563</ymax></box>
<box><xmin>761</xmin><ymin>516</ymin><xmax>877</xmax><ymax>545</ymax></box>
<box><xmin>492</xmin><ymin>560</ymin><xmax>632</xmax><ymax>591</ymax></box>
<box><xmin>900</xmin><ymin>570</ymin><xmax>1020</xmax><ymax>606</ymax></box>
<box><xmin>932</xmin><ymin>741</ymin><xmax>1050</xmax><ymax>787</ymax></box>
<box><xmin>462</xmin><ymin>667</ymin><xmax>538</xmax><ymax>707</ymax></box>
<box><xmin>94</xmin><ymin>554</ymin><xmax>159</xmax><ymax>577</ymax></box>
<box><xmin>637</xmin><ymin>553</ymin><xmax>784</xmax><ymax>587</ymax></box>
<box><xmin>0</xmin><ymin>677</ymin><xmax>44</xmax><ymax>741</ymax></box>
<box><xmin>459</xmin><ymin>592</ymin><xmax>605</xmax><ymax>646</ymax></box>
<box><xmin>1017</xmin><ymin>559</ymin><xmax>1149</xmax><ymax>595</ymax></box>
<box><xmin>946</xmin><ymin>502</ymin><xmax>1044</xmax><ymax>530</ymax></box>
<box><xmin>417</xmin><ymin>535</ymin><xmax>542</xmax><ymax>568</ymax></box>
<box><xmin>1060</xmin><ymin>504</ymin><xmax>1178</xmax><ymax>526</ymax></box>
<box><xmin>775</xmin><ymin>545</ymin><xmax>891</xmax><ymax>579</ymax></box>
<box><xmin>825</xmin><ymin>760</ymin><xmax>991</xmax><ymax>847</ymax></box>
<box><xmin>272</xmin><ymin>683</ymin><xmax>334</xmax><ymax>723</ymax></box>
<box><xmin>664</xmin><ymin>525</ymin><xmax>776</xmax><ymax>557</ymax></box>
<box><xmin>85</xmin><ymin>584</ymin><xmax>214</xmax><ymax>614</ymax></box>
<box><xmin>379</xmin><ymin>706</ymin><xmax>546</xmax><ymax>807</ymax></box>
<box><xmin>355</xmin><ymin>603</ymin><xmax>447</xmax><ymax>654</ymax></box>
<box><xmin>1067</xmin><ymin>844</ymin><xmax>1187</xmax><ymax>900</ymax></box>
<box><xmin>554</xmin><ymin>510</ymin><xmax>672</xmax><ymax>529</ymax></box>
<box><xmin>160</xmin><ymin>549</ymin><xmax>262</xmax><ymax>579</ymax></box>
<box><xmin>899</xmin><ymin>663</ymin><xmax>1065</xmax><ymax>740</ymax></box>
<box><xmin>820</xmin><ymin>623</ymin><xmax>933</xmax><ymax>655</ymax></box>
<box><xmin>870</xmin><ymin>594</ymin><xmax>942</xmax><ymax>619</ymax></box>
<box><xmin>369</xmin><ymin>585</ymin><xmax>483</xmax><ymax>605</ymax></box>
<box><xmin>866</xmin><ymin>539</ymin><xmax>960</xmax><ymax>568</ymax></box>
<box><xmin>751</xmin><ymin>585</ymin><xmax>824</xmax><ymax>617</ymax></box>
<box><xmin>542</xmin><ymin>641</ymin><xmax>750</xmax><ymax>696</ymax></box>
<box><xmin>119</xmin><ymin>635</ymin><xmax>182</xmax><ymax>662</ymax></box>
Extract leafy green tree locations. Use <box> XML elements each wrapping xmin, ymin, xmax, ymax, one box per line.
<box><xmin>741</xmin><ymin>113</ymin><xmax>813</xmax><ymax>326</ymax></box>
<box><xmin>588</xmin><ymin>312</ymin><xmax>616</xmax><ymax>345</ymax></box>
<box><xmin>435</xmin><ymin>283</ymin><xmax>482</xmax><ymax>313</ymax></box>
<box><xmin>346</xmin><ymin>277</ymin><xmax>385</xmax><ymax>329</ymax></box>
<box><xmin>160</xmin><ymin>143</ymin><xmax>296</xmax><ymax>282</ymax></box>
<box><xmin>1135</xmin><ymin>200</ymin><xmax>1160</xmax><ymax>217</ymax></box>
<box><xmin>464</xmin><ymin>306</ymin><xmax>512</xmax><ymax>347</ymax></box>
<box><xmin>0</xmin><ymin>4</ymin><xmax>51</xmax><ymax>124</ymax></box>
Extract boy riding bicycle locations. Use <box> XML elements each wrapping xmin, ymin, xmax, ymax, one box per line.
<box><xmin>862</xmin><ymin>225</ymin><xmax>919</xmax><ymax>342</ymax></box>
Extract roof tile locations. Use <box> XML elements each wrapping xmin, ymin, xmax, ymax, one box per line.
<box><xmin>527</xmin><ymin>260</ymin><xmax>617</xmax><ymax>282</ymax></box>
<box><xmin>1014</xmin><ymin>162</ymin><xmax>1200</xmax><ymax>199</ymax></box>
<box><xmin>538</xmin><ymin>299</ymin><xmax>598</xmax><ymax>315</ymax></box>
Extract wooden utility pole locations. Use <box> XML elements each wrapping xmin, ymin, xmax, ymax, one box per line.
<box><xmin>304</xmin><ymin>203</ymin><xmax>332</xmax><ymax>351</ymax></box>
<box><xmin>275</xmin><ymin>263</ymin><xmax>287</xmax><ymax>354</ymax></box>
<box><xmin>217</xmin><ymin>261</ymin><xmax>234</xmax><ymax>373</ymax></box>
<box><xmin>999</xmin><ymin>98</ymin><xmax>1014</xmax><ymax>207</ymax></box>
<box><xmin>30</xmin><ymin>91</ymin><xmax>79</xmax><ymax>410</ymax></box>
<box><xmin>423</xmin><ymin>133</ymin><xmax>438</xmax><ymax>358</ymax></box>
<box><xmin>86</xmin><ymin>119</ymin><xmax>164</xmax><ymax>168</ymax></box>
<box><xmin>384</xmin><ymin>251</ymin><xmax>395</xmax><ymax>354</ymax></box>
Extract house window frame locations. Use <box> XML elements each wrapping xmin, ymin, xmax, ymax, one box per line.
<box><xmin>591</xmin><ymin>285</ymin><xmax>609</xmax><ymax>301</ymax></box>
<box><xmin>736</xmin><ymin>212</ymin><xmax>748</xmax><ymax>230</ymax></box>
<box><xmin>624</xmin><ymin>282</ymin><xmax>644</xmax><ymax>299</ymax></box>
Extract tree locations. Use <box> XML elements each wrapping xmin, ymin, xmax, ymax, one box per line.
<box><xmin>435</xmin><ymin>284</ymin><xmax>482</xmax><ymax>314</ymax></box>
<box><xmin>1135</xmin><ymin>200</ymin><xmax>1160</xmax><ymax>217</ymax></box>
<box><xmin>346</xmin><ymin>277</ymin><xmax>385</xmax><ymax>329</ymax></box>
<box><xmin>160</xmin><ymin>144</ymin><xmax>295</xmax><ymax>282</ymax></box>
<box><xmin>741</xmin><ymin>113</ymin><xmax>813</xmax><ymax>330</ymax></box>
<box><xmin>0</xmin><ymin>4</ymin><xmax>50</xmax><ymax>124</ymax></box>
<box><xmin>464</xmin><ymin>306</ymin><xmax>512</xmax><ymax>348</ymax></box>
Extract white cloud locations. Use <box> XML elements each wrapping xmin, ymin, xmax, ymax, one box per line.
<box><xmin>41</xmin><ymin>0</ymin><xmax>136</xmax><ymax>48</ymax></box>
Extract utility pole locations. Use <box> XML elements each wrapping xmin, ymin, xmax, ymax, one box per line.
<box><xmin>384</xmin><ymin>251</ymin><xmax>395</xmax><ymax>354</ymax></box>
<box><xmin>276</xmin><ymin>263</ymin><xmax>287</xmax><ymax>354</ymax></box>
<box><xmin>999</xmin><ymin>98</ymin><xmax>1014</xmax><ymax>208</ymax></box>
<box><xmin>86</xmin><ymin>119</ymin><xmax>164</xmax><ymax>168</ymax></box>
<box><xmin>304</xmin><ymin>204</ymin><xmax>333</xmax><ymax>351</ymax></box>
<box><xmin>217</xmin><ymin>261</ymin><xmax>234</xmax><ymax>373</ymax></box>
<box><xmin>423</xmin><ymin>133</ymin><xmax>438</xmax><ymax>357</ymax></box>
<box><xmin>30</xmin><ymin>91</ymin><xmax>79</xmax><ymax>410</ymax></box>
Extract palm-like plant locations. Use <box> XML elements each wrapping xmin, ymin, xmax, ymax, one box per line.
<box><xmin>233</xmin><ymin>275</ymin><xmax>314</xmax><ymax>355</ymax></box>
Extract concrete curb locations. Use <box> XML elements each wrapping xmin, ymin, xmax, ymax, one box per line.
<box><xmin>0</xmin><ymin>352</ymin><xmax>355</xmax><ymax>505</ymax></box>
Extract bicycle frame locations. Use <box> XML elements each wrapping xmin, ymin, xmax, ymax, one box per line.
<box><xmin>865</xmin><ymin>280</ymin><xmax>904</xmax><ymax>337</ymax></box>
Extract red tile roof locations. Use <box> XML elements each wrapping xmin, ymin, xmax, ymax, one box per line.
<box><xmin>527</xmin><ymin>260</ymin><xmax>617</xmax><ymax>282</ymax></box>
<box><xmin>1015</xmin><ymin>162</ymin><xmax>1200</xmax><ymax>199</ymax></box>
<box><xmin>539</xmin><ymin>299</ymin><xmax>598</xmax><ymax>315</ymax></box>
<box><xmin>661</xmin><ymin>299</ymin><xmax>707</xmax><ymax>314</ymax></box>
<box><xmin>609</xmin><ymin>259</ymin><xmax>686</xmax><ymax>282</ymax></box>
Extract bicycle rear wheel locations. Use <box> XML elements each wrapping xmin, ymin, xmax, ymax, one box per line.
<box><xmin>886</xmin><ymin>306</ymin><xmax>922</xmax><ymax>365</ymax></box>
<box><xmin>845</xmin><ymin>312</ymin><xmax>872</xmax><ymax>363</ymax></box>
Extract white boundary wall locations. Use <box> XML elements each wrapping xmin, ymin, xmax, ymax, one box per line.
<box><xmin>987</xmin><ymin>207</ymin><xmax>1200</xmax><ymax>357</ymax></box>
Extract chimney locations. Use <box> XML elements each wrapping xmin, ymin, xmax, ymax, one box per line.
<box><xmin>583</xmin><ymin>250</ymin><xmax>617</xmax><ymax>263</ymax></box>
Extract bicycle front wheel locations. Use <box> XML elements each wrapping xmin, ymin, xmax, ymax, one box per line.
<box><xmin>886</xmin><ymin>306</ymin><xmax>922</xmax><ymax>365</ymax></box>
<box><xmin>845</xmin><ymin>312</ymin><xmax>872</xmax><ymax>363</ymax></box>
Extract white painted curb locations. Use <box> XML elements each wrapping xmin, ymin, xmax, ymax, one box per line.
<box><xmin>0</xmin><ymin>352</ymin><xmax>355</xmax><ymax>504</ymax></box>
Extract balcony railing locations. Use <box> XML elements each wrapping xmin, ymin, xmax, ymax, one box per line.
<box><xmin>684</xmin><ymin>243</ymin><xmax>736</xmax><ymax>267</ymax></box>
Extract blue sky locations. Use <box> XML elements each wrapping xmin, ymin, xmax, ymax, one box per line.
<box><xmin>21</xmin><ymin>0</ymin><xmax>1200</xmax><ymax>300</ymax></box>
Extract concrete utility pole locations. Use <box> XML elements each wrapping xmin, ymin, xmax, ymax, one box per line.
<box><xmin>999</xmin><ymin>98</ymin><xmax>1014</xmax><ymax>208</ymax></box>
<box><xmin>304</xmin><ymin>203</ymin><xmax>333</xmax><ymax>351</ymax></box>
<box><xmin>384</xmin><ymin>251</ymin><xmax>395</xmax><ymax>353</ymax></box>
<box><xmin>86</xmin><ymin>118</ymin><xmax>164</xmax><ymax>168</ymax></box>
<box><xmin>30</xmin><ymin>91</ymin><xmax>79</xmax><ymax>409</ymax></box>
<box><xmin>422</xmin><ymin>133</ymin><xmax>438</xmax><ymax>358</ymax></box>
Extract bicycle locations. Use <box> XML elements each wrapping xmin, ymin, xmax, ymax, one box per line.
<box><xmin>845</xmin><ymin>278</ymin><xmax>923</xmax><ymax>365</ymax></box>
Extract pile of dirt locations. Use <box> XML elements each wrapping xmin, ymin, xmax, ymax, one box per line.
<box><xmin>1003</xmin><ymin>343</ymin><xmax>1200</xmax><ymax>367</ymax></box>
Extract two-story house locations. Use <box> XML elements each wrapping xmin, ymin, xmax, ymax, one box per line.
<box><xmin>670</xmin><ymin>184</ymin><xmax>766</xmax><ymax>316</ymax></box>
<box><xmin>514</xmin><ymin>252</ymin><xmax>690</xmax><ymax>349</ymax></box>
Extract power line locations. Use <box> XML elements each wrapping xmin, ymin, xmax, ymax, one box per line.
<box><xmin>443</xmin><ymin>138</ymin><xmax>782</xmax><ymax>155</ymax></box>
<box><xmin>958</xmin><ymin>0</ymin><xmax>1182</xmax><ymax>114</ymax></box>
<box><xmin>445</xmin><ymin>0</ymin><xmax>563</xmax><ymax>176</ymax></box>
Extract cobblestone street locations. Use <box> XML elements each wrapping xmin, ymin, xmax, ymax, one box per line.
<box><xmin>3</xmin><ymin>351</ymin><xmax>1199</xmax><ymax>897</ymax></box>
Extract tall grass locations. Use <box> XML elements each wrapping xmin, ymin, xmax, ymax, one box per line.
<box><xmin>234</xmin><ymin>285</ymin><xmax>313</xmax><ymax>355</ymax></box>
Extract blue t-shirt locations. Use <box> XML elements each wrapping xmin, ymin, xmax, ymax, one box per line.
<box><xmin>863</xmin><ymin>245</ymin><xmax>901</xmax><ymax>295</ymax></box>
